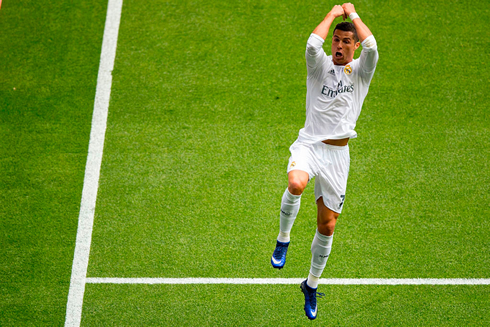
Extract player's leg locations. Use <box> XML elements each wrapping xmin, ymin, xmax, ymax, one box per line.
<box><xmin>302</xmin><ymin>143</ymin><xmax>349</xmax><ymax>319</ymax></box>
<box><xmin>280</xmin><ymin>169</ymin><xmax>309</xmax><ymax>240</ymax></box>
<box><xmin>271</xmin><ymin>170</ymin><xmax>309</xmax><ymax>269</ymax></box>
<box><xmin>301</xmin><ymin>198</ymin><xmax>338</xmax><ymax>320</ymax></box>
<box><xmin>272</xmin><ymin>140</ymin><xmax>315</xmax><ymax>269</ymax></box>
<box><xmin>308</xmin><ymin>198</ymin><xmax>338</xmax><ymax>287</ymax></box>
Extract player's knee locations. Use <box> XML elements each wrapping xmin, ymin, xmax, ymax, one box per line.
<box><xmin>317</xmin><ymin>220</ymin><xmax>336</xmax><ymax>236</ymax></box>
<box><xmin>288</xmin><ymin>178</ymin><xmax>307</xmax><ymax>195</ymax></box>
<box><xmin>317</xmin><ymin>213</ymin><xmax>338</xmax><ymax>236</ymax></box>
<box><xmin>287</xmin><ymin>170</ymin><xmax>309</xmax><ymax>195</ymax></box>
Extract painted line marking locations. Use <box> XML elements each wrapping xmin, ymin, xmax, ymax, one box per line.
<box><xmin>64</xmin><ymin>0</ymin><xmax>123</xmax><ymax>326</ymax></box>
<box><xmin>86</xmin><ymin>278</ymin><xmax>490</xmax><ymax>285</ymax></box>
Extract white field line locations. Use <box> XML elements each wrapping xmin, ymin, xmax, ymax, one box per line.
<box><xmin>86</xmin><ymin>278</ymin><xmax>490</xmax><ymax>285</ymax></box>
<box><xmin>64</xmin><ymin>0</ymin><xmax>123</xmax><ymax>326</ymax></box>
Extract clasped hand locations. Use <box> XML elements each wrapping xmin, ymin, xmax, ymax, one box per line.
<box><xmin>329</xmin><ymin>3</ymin><xmax>356</xmax><ymax>20</ymax></box>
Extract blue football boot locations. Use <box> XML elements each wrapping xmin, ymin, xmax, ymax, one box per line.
<box><xmin>300</xmin><ymin>279</ymin><xmax>325</xmax><ymax>320</ymax></box>
<box><xmin>271</xmin><ymin>240</ymin><xmax>290</xmax><ymax>269</ymax></box>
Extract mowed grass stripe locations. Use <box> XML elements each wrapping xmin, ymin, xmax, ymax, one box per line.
<box><xmin>86</xmin><ymin>278</ymin><xmax>490</xmax><ymax>285</ymax></box>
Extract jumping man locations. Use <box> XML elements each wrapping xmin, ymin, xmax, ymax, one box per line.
<box><xmin>270</xmin><ymin>3</ymin><xmax>379</xmax><ymax>320</ymax></box>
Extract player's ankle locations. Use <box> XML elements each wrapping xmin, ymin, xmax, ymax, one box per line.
<box><xmin>307</xmin><ymin>273</ymin><xmax>319</xmax><ymax>289</ymax></box>
<box><xmin>277</xmin><ymin>231</ymin><xmax>290</xmax><ymax>243</ymax></box>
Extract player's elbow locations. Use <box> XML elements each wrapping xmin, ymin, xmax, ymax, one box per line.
<box><xmin>361</xmin><ymin>35</ymin><xmax>377</xmax><ymax>50</ymax></box>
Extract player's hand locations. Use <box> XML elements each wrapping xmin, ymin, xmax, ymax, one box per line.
<box><xmin>342</xmin><ymin>3</ymin><xmax>356</xmax><ymax>17</ymax></box>
<box><xmin>328</xmin><ymin>5</ymin><xmax>345</xmax><ymax>20</ymax></box>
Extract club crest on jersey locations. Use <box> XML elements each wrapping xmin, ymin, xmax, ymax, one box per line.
<box><xmin>290</xmin><ymin>161</ymin><xmax>296</xmax><ymax>168</ymax></box>
<box><xmin>344</xmin><ymin>65</ymin><xmax>352</xmax><ymax>75</ymax></box>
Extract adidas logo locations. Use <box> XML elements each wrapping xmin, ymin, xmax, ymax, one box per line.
<box><xmin>328</xmin><ymin>69</ymin><xmax>335</xmax><ymax>75</ymax></box>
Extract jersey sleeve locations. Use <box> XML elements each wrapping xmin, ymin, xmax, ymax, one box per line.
<box><xmin>358</xmin><ymin>35</ymin><xmax>379</xmax><ymax>82</ymax></box>
<box><xmin>306</xmin><ymin>33</ymin><xmax>328</xmax><ymax>76</ymax></box>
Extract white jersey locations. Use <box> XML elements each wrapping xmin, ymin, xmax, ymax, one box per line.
<box><xmin>298</xmin><ymin>33</ymin><xmax>379</xmax><ymax>144</ymax></box>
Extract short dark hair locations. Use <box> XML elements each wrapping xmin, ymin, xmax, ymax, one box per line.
<box><xmin>333</xmin><ymin>22</ymin><xmax>359</xmax><ymax>42</ymax></box>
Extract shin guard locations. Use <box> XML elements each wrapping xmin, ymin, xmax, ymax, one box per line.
<box><xmin>309</xmin><ymin>230</ymin><xmax>333</xmax><ymax>277</ymax></box>
<box><xmin>278</xmin><ymin>188</ymin><xmax>301</xmax><ymax>242</ymax></box>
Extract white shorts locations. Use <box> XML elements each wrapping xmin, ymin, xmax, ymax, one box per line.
<box><xmin>287</xmin><ymin>140</ymin><xmax>350</xmax><ymax>213</ymax></box>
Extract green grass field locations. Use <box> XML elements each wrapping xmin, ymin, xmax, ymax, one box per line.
<box><xmin>1</xmin><ymin>0</ymin><xmax>489</xmax><ymax>325</ymax></box>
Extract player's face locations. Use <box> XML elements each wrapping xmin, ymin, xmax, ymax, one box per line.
<box><xmin>331</xmin><ymin>30</ymin><xmax>360</xmax><ymax>66</ymax></box>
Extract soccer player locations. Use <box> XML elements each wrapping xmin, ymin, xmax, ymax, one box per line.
<box><xmin>270</xmin><ymin>3</ymin><xmax>379</xmax><ymax>320</ymax></box>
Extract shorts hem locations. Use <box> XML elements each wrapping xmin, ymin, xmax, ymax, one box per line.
<box><xmin>287</xmin><ymin>167</ymin><xmax>312</xmax><ymax>181</ymax></box>
<box><xmin>316</xmin><ymin>195</ymin><xmax>343</xmax><ymax>214</ymax></box>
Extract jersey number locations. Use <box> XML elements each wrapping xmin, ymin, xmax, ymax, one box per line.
<box><xmin>339</xmin><ymin>195</ymin><xmax>346</xmax><ymax>209</ymax></box>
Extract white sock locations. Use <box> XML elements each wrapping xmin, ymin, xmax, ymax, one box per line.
<box><xmin>309</xmin><ymin>230</ymin><xmax>333</xmax><ymax>281</ymax></box>
<box><xmin>306</xmin><ymin>273</ymin><xmax>320</xmax><ymax>289</ymax></box>
<box><xmin>277</xmin><ymin>188</ymin><xmax>301</xmax><ymax>243</ymax></box>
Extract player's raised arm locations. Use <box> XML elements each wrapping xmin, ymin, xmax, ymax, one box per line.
<box><xmin>312</xmin><ymin>5</ymin><xmax>345</xmax><ymax>40</ymax></box>
<box><xmin>307</xmin><ymin>5</ymin><xmax>345</xmax><ymax>71</ymax></box>
<box><xmin>342</xmin><ymin>2</ymin><xmax>378</xmax><ymax>77</ymax></box>
<box><xmin>341</xmin><ymin>3</ymin><xmax>372</xmax><ymax>42</ymax></box>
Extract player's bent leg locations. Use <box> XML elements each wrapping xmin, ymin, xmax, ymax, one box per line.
<box><xmin>287</xmin><ymin>170</ymin><xmax>309</xmax><ymax>195</ymax></box>
<box><xmin>271</xmin><ymin>170</ymin><xmax>309</xmax><ymax>269</ymax></box>
<box><xmin>278</xmin><ymin>187</ymin><xmax>301</xmax><ymax>242</ymax></box>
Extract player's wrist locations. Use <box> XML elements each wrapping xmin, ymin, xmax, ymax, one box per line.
<box><xmin>349</xmin><ymin>12</ymin><xmax>360</xmax><ymax>20</ymax></box>
<box><xmin>326</xmin><ymin>12</ymin><xmax>340</xmax><ymax>20</ymax></box>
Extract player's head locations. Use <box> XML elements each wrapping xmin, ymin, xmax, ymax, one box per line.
<box><xmin>331</xmin><ymin>22</ymin><xmax>360</xmax><ymax>66</ymax></box>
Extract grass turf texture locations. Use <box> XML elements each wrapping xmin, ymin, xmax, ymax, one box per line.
<box><xmin>0</xmin><ymin>0</ymin><xmax>107</xmax><ymax>325</ymax></box>
<box><xmin>1</xmin><ymin>0</ymin><xmax>489</xmax><ymax>325</ymax></box>
<box><xmin>82</xmin><ymin>285</ymin><xmax>490</xmax><ymax>326</ymax></box>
